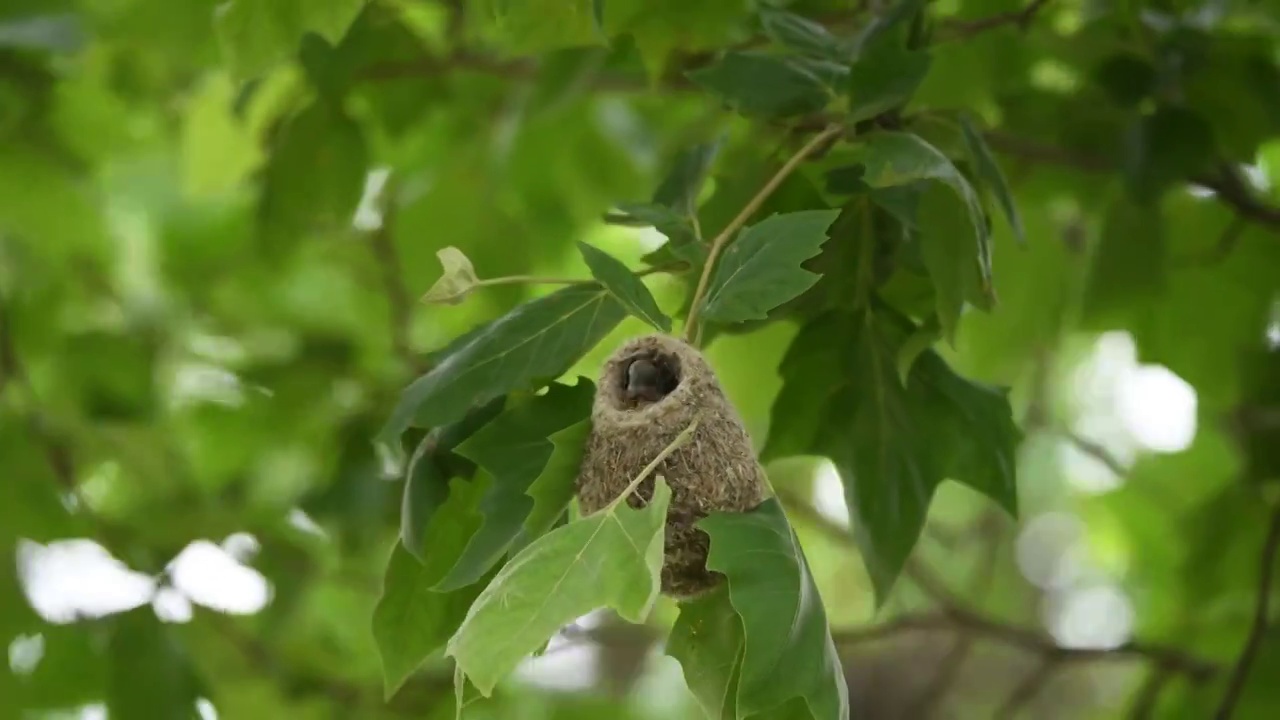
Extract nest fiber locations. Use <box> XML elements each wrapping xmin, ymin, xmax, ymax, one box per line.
<box><xmin>576</xmin><ymin>334</ymin><xmax>767</xmax><ymax>599</ymax></box>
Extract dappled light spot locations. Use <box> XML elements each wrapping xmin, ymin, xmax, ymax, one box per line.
<box><xmin>196</xmin><ymin>698</ymin><xmax>218</xmax><ymax>720</ymax></box>
<box><xmin>352</xmin><ymin>167</ymin><xmax>391</xmax><ymax>231</ymax></box>
<box><xmin>1044</xmin><ymin>583</ymin><xmax>1134</xmax><ymax>651</ymax></box>
<box><xmin>168</xmin><ymin>540</ymin><xmax>271</xmax><ymax>615</ymax></box>
<box><xmin>151</xmin><ymin>586</ymin><xmax>194</xmax><ymax>624</ymax></box>
<box><xmin>17</xmin><ymin>539</ymin><xmax>156</xmax><ymax>624</ymax></box>
<box><xmin>514</xmin><ymin>642</ymin><xmax>600</xmax><ymax>692</ymax></box>
<box><xmin>220</xmin><ymin>532</ymin><xmax>260</xmax><ymax>563</ymax></box>
<box><xmin>287</xmin><ymin>507</ymin><xmax>329</xmax><ymax>538</ymax></box>
<box><xmin>1015</xmin><ymin>512</ymin><xmax>1093</xmax><ymax>591</ymax></box>
<box><xmin>8</xmin><ymin>633</ymin><xmax>44</xmax><ymax>675</ymax></box>
<box><xmin>1116</xmin><ymin>365</ymin><xmax>1197</xmax><ymax>453</ymax></box>
<box><xmin>811</xmin><ymin>459</ymin><xmax>849</xmax><ymax>529</ymax></box>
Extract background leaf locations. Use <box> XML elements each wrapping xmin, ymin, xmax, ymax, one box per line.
<box><xmin>215</xmin><ymin>0</ymin><xmax>365</xmax><ymax>79</ymax></box>
<box><xmin>846</xmin><ymin>43</ymin><xmax>931</xmax><ymax>123</ymax></box>
<box><xmin>688</xmin><ymin>52</ymin><xmax>833</xmax><ymax>118</ymax></box>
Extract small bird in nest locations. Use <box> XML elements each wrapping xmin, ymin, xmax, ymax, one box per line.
<box><xmin>623</xmin><ymin>355</ymin><xmax>679</xmax><ymax>407</ymax></box>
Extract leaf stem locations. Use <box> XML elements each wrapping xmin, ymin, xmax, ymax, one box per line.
<box><xmin>682</xmin><ymin>124</ymin><xmax>845</xmax><ymax>343</ymax></box>
<box><xmin>604</xmin><ymin>416</ymin><xmax>701</xmax><ymax>513</ymax></box>
<box><xmin>422</xmin><ymin>262</ymin><xmax>686</xmax><ymax>304</ymax></box>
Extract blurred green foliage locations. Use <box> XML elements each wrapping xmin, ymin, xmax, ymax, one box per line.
<box><xmin>2</xmin><ymin>0</ymin><xmax>1280</xmax><ymax>719</ymax></box>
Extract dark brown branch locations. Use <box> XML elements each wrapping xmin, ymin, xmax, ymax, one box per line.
<box><xmin>982</xmin><ymin>132</ymin><xmax>1280</xmax><ymax>231</ymax></box>
<box><xmin>1063</xmin><ymin>430</ymin><xmax>1130</xmax><ymax>478</ymax></box>
<box><xmin>1213</xmin><ymin>504</ymin><xmax>1280</xmax><ymax>719</ymax></box>
<box><xmin>939</xmin><ymin>0</ymin><xmax>1056</xmax><ymax>40</ymax></box>
<box><xmin>778</xmin><ymin>490</ymin><xmax>1219</xmax><ymax>680</ymax></box>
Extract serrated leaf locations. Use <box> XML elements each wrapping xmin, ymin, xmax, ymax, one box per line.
<box><xmin>847</xmin><ymin>44</ymin><xmax>931</xmax><ymax>123</ymax></box>
<box><xmin>700</xmin><ymin>499</ymin><xmax>849</xmax><ymax>720</ymax></box>
<box><xmin>437</xmin><ymin>380</ymin><xmax>596</xmax><ymax>591</ymax></box>
<box><xmin>699</xmin><ymin>210</ymin><xmax>840</xmax><ymax>324</ymax></box>
<box><xmin>759</xmin><ymin>8</ymin><xmax>845</xmax><ymax>60</ymax></box>
<box><xmin>258</xmin><ymin>101</ymin><xmax>368</xmax><ymax>255</ymax></box>
<box><xmin>378</xmin><ymin>285</ymin><xmax>626</xmax><ymax>452</ymax></box>
<box><xmin>855</xmin><ymin>132</ymin><xmax>992</xmax><ymax>338</ymax></box>
<box><xmin>958</xmin><ymin>116</ymin><xmax>1024</xmax><ymax>244</ymax></box>
<box><xmin>653</xmin><ymin>139</ymin><xmax>723</xmax><ymax>218</ymax></box>
<box><xmin>446</xmin><ymin>478</ymin><xmax>672</xmax><ymax>695</ymax></box>
<box><xmin>215</xmin><ymin>0</ymin><xmax>365</xmax><ymax>79</ymax></box>
<box><xmin>514</xmin><ymin>419</ymin><xmax>593</xmax><ymax>552</ymax></box>
<box><xmin>666</xmin><ymin>587</ymin><xmax>744</xmax><ymax>720</ymax></box>
<box><xmin>578</xmin><ymin>242</ymin><xmax>671</xmax><ymax>332</ymax></box>
<box><xmin>688</xmin><ymin>51</ymin><xmax>832</xmax><ymax>118</ymax></box>
<box><xmin>774</xmin><ymin>308</ymin><xmax>1018</xmax><ymax>604</ymax></box>
<box><xmin>375</xmin><ymin>477</ymin><xmax>493</xmax><ymax>697</ymax></box>
<box><xmin>422</xmin><ymin>247</ymin><xmax>481</xmax><ymax>305</ymax></box>
<box><xmin>400</xmin><ymin>397</ymin><xmax>507</xmax><ymax>561</ymax></box>
<box><xmin>916</xmin><ymin>183</ymin><xmax>976</xmax><ymax>344</ymax></box>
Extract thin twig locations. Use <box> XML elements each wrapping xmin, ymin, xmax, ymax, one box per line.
<box><xmin>1063</xmin><ymin>430</ymin><xmax>1130</xmax><ymax>478</ymax></box>
<box><xmin>1129</xmin><ymin>666</ymin><xmax>1174</xmax><ymax>719</ymax></box>
<box><xmin>1213</xmin><ymin>504</ymin><xmax>1280</xmax><ymax>719</ymax></box>
<box><xmin>421</xmin><ymin>261</ymin><xmax>688</xmax><ymax>305</ymax></box>
<box><xmin>682</xmin><ymin>124</ymin><xmax>844</xmax><ymax>341</ymax></box>
<box><xmin>367</xmin><ymin>176</ymin><xmax>416</xmax><ymax>368</ymax></box>
<box><xmin>995</xmin><ymin>655</ymin><xmax>1057</xmax><ymax>720</ymax></box>
<box><xmin>940</xmin><ymin>0</ymin><xmax>1056</xmax><ymax>40</ymax></box>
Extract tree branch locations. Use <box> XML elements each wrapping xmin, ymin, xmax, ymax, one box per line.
<box><xmin>981</xmin><ymin>132</ymin><xmax>1280</xmax><ymax>231</ymax></box>
<box><xmin>777</xmin><ymin>489</ymin><xmax>1219</xmax><ymax>681</ymax></box>
<box><xmin>1213</xmin><ymin>503</ymin><xmax>1280</xmax><ymax>719</ymax></box>
<box><xmin>940</xmin><ymin>0</ymin><xmax>1056</xmax><ymax>40</ymax></box>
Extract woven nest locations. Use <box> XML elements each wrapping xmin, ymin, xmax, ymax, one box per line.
<box><xmin>576</xmin><ymin>334</ymin><xmax>767</xmax><ymax>599</ymax></box>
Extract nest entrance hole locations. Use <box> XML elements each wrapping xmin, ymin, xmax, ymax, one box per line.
<box><xmin>619</xmin><ymin>350</ymin><xmax>681</xmax><ymax>407</ymax></box>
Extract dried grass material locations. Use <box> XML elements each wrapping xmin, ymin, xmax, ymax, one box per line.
<box><xmin>576</xmin><ymin>334</ymin><xmax>767</xmax><ymax>599</ymax></box>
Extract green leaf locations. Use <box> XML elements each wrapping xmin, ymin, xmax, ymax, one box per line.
<box><xmin>577</xmin><ymin>242</ymin><xmax>671</xmax><ymax>332</ymax></box>
<box><xmin>916</xmin><ymin>183</ymin><xmax>977</xmax><ymax>344</ymax></box>
<box><xmin>479</xmin><ymin>0</ymin><xmax>603</xmax><ymax>54</ymax></box>
<box><xmin>214</xmin><ymin>0</ymin><xmax>366</xmax><ymax>79</ymax></box>
<box><xmin>666</xmin><ymin>587</ymin><xmax>744</xmax><ymax>720</ymax></box>
<box><xmin>375</xmin><ymin>477</ymin><xmax>493</xmax><ymax>697</ymax></box>
<box><xmin>1081</xmin><ymin>199</ymin><xmax>1166</xmax><ymax>328</ymax></box>
<box><xmin>652</xmin><ymin>139</ymin><xmax>723</xmax><ymax>218</ymax></box>
<box><xmin>1124</xmin><ymin>105</ymin><xmax>1216</xmax><ymax>203</ymax></box>
<box><xmin>777</xmin><ymin>309</ymin><xmax>1018</xmax><ymax>603</ymax></box>
<box><xmin>758</xmin><ymin>8</ymin><xmax>844</xmax><ymax>60</ymax></box>
<box><xmin>855</xmin><ymin>132</ymin><xmax>993</xmax><ymax>334</ymax></box>
<box><xmin>438</xmin><ymin>380</ymin><xmax>596</xmax><ymax>591</ymax></box>
<box><xmin>107</xmin><ymin>609</ymin><xmax>202</xmax><ymax>720</ymax></box>
<box><xmin>958</xmin><ymin>115</ymin><xmax>1024</xmax><ymax>244</ymax></box>
<box><xmin>446</xmin><ymin>478</ymin><xmax>672</xmax><ymax>695</ymax></box>
<box><xmin>259</xmin><ymin>101</ymin><xmax>368</xmax><ymax>255</ymax></box>
<box><xmin>515</xmin><ymin>418</ymin><xmax>593</xmax><ymax>551</ymax></box>
<box><xmin>422</xmin><ymin>247</ymin><xmax>481</xmax><ymax>305</ymax></box>
<box><xmin>378</xmin><ymin>285</ymin><xmax>626</xmax><ymax>449</ymax></box>
<box><xmin>846</xmin><ymin>43</ymin><xmax>931</xmax><ymax>123</ymax></box>
<box><xmin>688</xmin><ymin>51</ymin><xmax>832</xmax><ymax>118</ymax></box>
<box><xmin>699</xmin><ymin>209</ymin><xmax>840</xmax><ymax>324</ymax></box>
<box><xmin>400</xmin><ymin>397</ymin><xmax>507</xmax><ymax>561</ymax></box>
<box><xmin>700</xmin><ymin>498</ymin><xmax>849</xmax><ymax>720</ymax></box>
